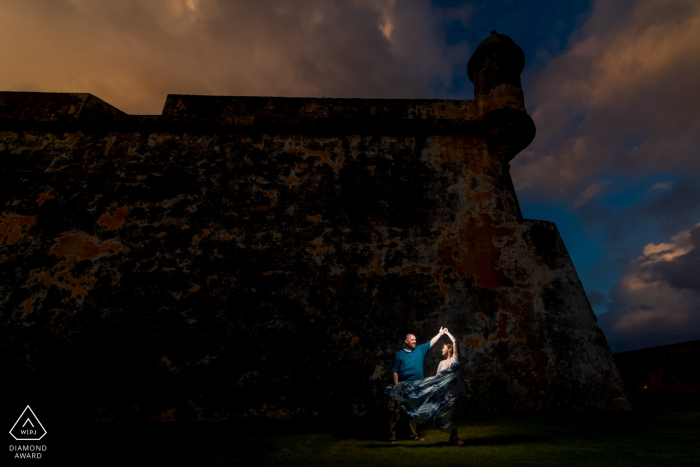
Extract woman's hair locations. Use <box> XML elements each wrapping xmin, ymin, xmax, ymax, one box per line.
<box><xmin>444</xmin><ymin>343</ymin><xmax>453</xmax><ymax>356</ymax></box>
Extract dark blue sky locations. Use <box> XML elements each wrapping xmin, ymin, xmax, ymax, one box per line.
<box><xmin>429</xmin><ymin>0</ymin><xmax>593</xmax><ymax>97</ymax></box>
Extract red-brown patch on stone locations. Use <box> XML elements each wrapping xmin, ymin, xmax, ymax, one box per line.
<box><xmin>26</xmin><ymin>232</ymin><xmax>122</xmax><ymax>299</ymax></box>
<box><xmin>0</xmin><ymin>214</ymin><xmax>35</xmax><ymax>245</ymax></box>
<box><xmin>428</xmin><ymin>136</ymin><xmax>481</xmax><ymax>171</ymax></box>
<box><xmin>307</xmin><ymin>237</ymin><xmax>335</xmax><ymax>256</ymax></box>
<box><xmin>263</xmin><ymin>271</ymin><xmax>283</xmax><ymax>275</ymax></box>
<box><xmin>189</xmin><ymin>285</ymin><xmax>200</xmax><ymax>294</ymax></box>
<box><xmin>306</xmin><ymin>215</ymin><xmax>322</xmax><ymax>223</ymax></box>
<box><xmin>220</xmin><ymin>232</ymin><xmax>233</xmax><ymax>241</ymax></box>
<box><xmin>28</xmin><ymin>269</ymin><xmax>93</xmax><ymax>299</ymax></box>
<box><xmin>50</xmin><ymin>232</ymin><xmax>122</xmax><ymax>261</ymax></box>
<box><xmin>22</xmin><ymin>298</ymin><xmax>33</xmax><ymax>318</ymax></box>
<box><xmin>283</xmin><ymin>174</ymin><xmax>300</xmax><ymax>185</ymax></box>
<box><xmin>37</xmin><ymin>191</ymin><xmax>56</xmax><ymax>206</ymax></box>
<box><xmin>431</xmin><ymin>272</ymin><xmax>449</xmax><ymax>294</ymax></box>
<box><xmin>359</xmin><ymin>243</ymin><xmax>385</xmax><ymax>276</ymax></box>
<box><xmin>97</xmin><ymin>206</ymin><xmax>127</xmax><ymax>231</ymax></box>
<box><xmin>249</xmin><ymin>205</ymin><xmax>270</xmax><ymax>211</ymax></box>
<box><xmin>477</xmin><ymin>313</ymin><xmax>487</xmax><ymax>323</ymax></box>
<box><xmin>504</xmin><ymin>264</ymin><xmax>531</xmax><ymax>286</ymax></box>
<box><xmin>464</xmin><ymin>334</ymin><xmax>487</xmax><ymax>350</ymax></box>
<box><xmin>265</xmin><ymin>190</ymin><xmax>278</xmax><ymax>204</ymax></box>
<box><xmin>488</xmin><ymin>312</ymin><xmax>511</xmax><ymax>341</ymax></box>
<box><xmin>150</xmin><ymin>408</ymin><xmax>176</xmax><ymax>422</ymax></box>
<box><xmin>287</xmin><ymin>146</ymin><xmax>344</xmax><ymax>174</ymax></box>
<box><xmin>436</xmin><ymin>213</ymin><xmax>511</xmax><ymax>290</ymax></box>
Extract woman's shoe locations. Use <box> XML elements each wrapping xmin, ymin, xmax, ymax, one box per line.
<box><xmin>448</xmin><ymin>437</ymin><xmax>464</xmax><ymax>446</ymax></box>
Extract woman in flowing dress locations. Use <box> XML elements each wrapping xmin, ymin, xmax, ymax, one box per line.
<box><xmin>384</xmin><ymin>329</ymin><xmax>466</xmax><ymax>445</ymax></box>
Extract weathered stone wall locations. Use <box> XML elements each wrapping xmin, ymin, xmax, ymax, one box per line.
<box><xmin>0</xmin><ymin>33</ymin><xmax>630</xmax><ymax>422</ymax></box>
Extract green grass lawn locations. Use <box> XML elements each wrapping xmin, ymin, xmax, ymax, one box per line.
<box><xmin>44</xmin><ymin>396</ymin><xmax>698</xmax><ymax>465</ymax></box>
<box><xmin>215</xmin><ymin>396</ymin><xmax>700</xmax><ymax>467</ymax></box>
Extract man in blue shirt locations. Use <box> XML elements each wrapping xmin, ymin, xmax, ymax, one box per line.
<box><xmin>389</xmin><ymin>327</ymin><xmax>447</xmax><ymax>443</ymax></box>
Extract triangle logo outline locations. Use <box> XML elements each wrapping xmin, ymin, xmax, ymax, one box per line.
<box><xmin>9</xmin><ymin>406</ymin><xmax>47</xmax><ymax>441</ymax></box>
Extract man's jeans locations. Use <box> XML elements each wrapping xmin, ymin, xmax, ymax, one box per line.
<box><xmin>388</xmin><ymin>405</ymin><xmax>417</xmax><ymax>439</ymax></box>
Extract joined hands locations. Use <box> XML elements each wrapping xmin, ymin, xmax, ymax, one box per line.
<box><xmin>439</xmin><ymin>327</ymin><xmax>456</xmax><ymax>341</ymax></box>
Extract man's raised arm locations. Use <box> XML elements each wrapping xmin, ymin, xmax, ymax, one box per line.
<box><xmin>429</xmin><ymin>327</ymin><xmax>447</xmax><ymax>348</ymax></box>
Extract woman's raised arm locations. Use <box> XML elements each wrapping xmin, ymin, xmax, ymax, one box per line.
<box><xmin>446</xmin><ymin>331</ymin><xmax>459</xmax><ymax>361</ymax></box>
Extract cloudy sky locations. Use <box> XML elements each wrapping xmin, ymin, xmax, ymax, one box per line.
<box><xmin>2</xmin><ymin>0</ymin><xmax>699</xmax><ymax>352</ymax></box>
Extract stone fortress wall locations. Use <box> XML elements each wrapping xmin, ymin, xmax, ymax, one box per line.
<box><xmin>0</xmin><ymin>31</ymin><xmax>630</xmax><ymax>422</ymax></box>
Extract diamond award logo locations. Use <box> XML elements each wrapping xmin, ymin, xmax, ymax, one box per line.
<box><xmin>9</xmin><ymin>406</ymin><xmax>47</xmax><ymax>441</ymax></box>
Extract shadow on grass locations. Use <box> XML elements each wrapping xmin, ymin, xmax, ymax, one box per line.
<box><xmin>362</xmin><ymin>434</ymin><xmax>547</xmax><ymax>449</ymax></box>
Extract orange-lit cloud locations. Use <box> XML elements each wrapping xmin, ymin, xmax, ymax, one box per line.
<box><xmin>599</xmin><ymin>222</ymin><xmax>700</xmax><ymax>351</ymax></box>
<box><xmin>513</xmin><ymin>0</ymin><xmax>700</xmax><ymax>202</ymax></box>
<box><xmin>0</xmin><ymin>0</ymin><xmax>469</xmax><ymax>114</ymax></box>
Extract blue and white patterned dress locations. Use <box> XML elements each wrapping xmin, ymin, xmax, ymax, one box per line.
<box><xmin>384</xmin><ymin>360</ymin><xmax>466</xmax><ymax>434</ymax></box>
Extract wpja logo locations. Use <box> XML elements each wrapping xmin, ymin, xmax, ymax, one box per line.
<box><xmin>8</xmin><ymin>406</ymin><xmax>47</xmax><ymax>459</ymax></box>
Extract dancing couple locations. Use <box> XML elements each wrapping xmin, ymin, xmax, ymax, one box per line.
<box><xmin>385</xmin><ymin>327</ymin><xmax>465</xmax><ymax>445</ymax></box>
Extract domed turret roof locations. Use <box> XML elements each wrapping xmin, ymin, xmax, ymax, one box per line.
<box><xmin>468</xmin><ymin>30</ymin><xmax>525</xmax><ymax>82</ymax></box>
<box><xmin>476</xmin><ymin>30</ymin><xmax>517</xmax><ymax>50</ymax></box>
